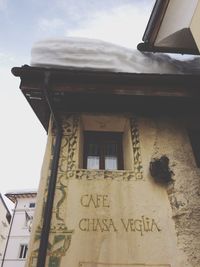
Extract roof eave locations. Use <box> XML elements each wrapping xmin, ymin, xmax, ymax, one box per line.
<box><xmin>137</xmin><ymin>42</ymin><xmax>200</xmax><ymax>55</ymax></box>
<box><xmin>0</xmin><ymin>194</ymin><xmax>11</xmax><ymax>216</ymax></box>
<box><xmin>11</xmin><ymin>65</ymin><xmax>200</xmax><ymax>131</ymax></box>
<box><xmin>142</xmin><ymin>0</ymin><xmax>170</xmax><ymax>44</ymax></box>
<box><xmin>5</xmin><ymin>192</ymin><xmax>37</xmax><ymax>203</ymax></box>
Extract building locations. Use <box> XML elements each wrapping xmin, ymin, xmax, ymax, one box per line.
<box><xmin>0</xmin><ymin>194</ymin><xmax>11</xmax><ymax>262</ymax></box>
<box><xmin>138</xmin><ymin>0</ymin><xmax>200</xmax><ymax>55</ymax></box>
<box><xmin>137</xmin><ymin>3</ymin><xmax>200</xmax><ymax>264</ymax></box>
<box><xmin>1</xmin><ymin>191</ymin><xmax>36</xmax><ymax>267</ymax></box>
<box><xmin>12</xmin><ymin>38</ymin><xmax>200</xmax><ymax>267</ymax></box>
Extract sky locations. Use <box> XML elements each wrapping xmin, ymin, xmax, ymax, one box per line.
<box><xmin>0</xmin><ymin>0</ymin><xmax>156</xmax><ymax>205</ymax></box>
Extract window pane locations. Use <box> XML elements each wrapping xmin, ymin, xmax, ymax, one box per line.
<box><xmin>87</xmin><ymin>156</ymin><xmax>100</xmax><ymax>169</ymax></box>
<box><xmin>105</xmin><ymin>143</ymin><xmax>117</xmax><ymax>156</ymax></box>
<box><xmin>19</xmin><ymin>244</ymin><xmax>28</xmax><ymax>259</ymax></box>
<box><xmin>88</xmin><ymin>143</ymin><xmax>100</xmax><ymax>156</ymax></box>
<box><xmin>105</xmin><ymin>156</ymin><xmax>118</xmax><ymax>170</ymax></box>
<box><xmin>29</xmin><ymin>203</ymin><xmax>35</xmax><ymax>208</ymax></box>
<box><xmin>19</xmin><ymin>245</ymin><xmax>23</xmax><ymax>258</ymax></box>
<box><xmin>23</xmin><ymin>245</ymin><xmax>28</xmax><ymax>258</ymax></box>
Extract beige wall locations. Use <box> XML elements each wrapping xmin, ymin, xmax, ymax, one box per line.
<box><xmin>156</xmin><ymin>0</ymin><xmax>198</xmax><ymax>43</ymax></box>
<box><xmin>0</xmin><ymin>198</ymin><xmax>10</xmax><ymax>260</ymax></box>
<box><xmin>155</xmin><ymin>0</ymin><xmax>200</xmax><ymax>51</ymax></box>
<box><xmin>26</xmin><ymin>113</ymin><xmax>200</xmax><ymax>267</ymax></box>
<box><xmin>190</xmin><ymin>0</ymin><xmax>200</xmax><ymax>51</ymax></box>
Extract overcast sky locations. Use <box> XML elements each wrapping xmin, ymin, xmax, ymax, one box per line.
<box><xmin>0</xmin><ymin>0</ymin><xmax>155</xmax><ymax>202</ymax></box>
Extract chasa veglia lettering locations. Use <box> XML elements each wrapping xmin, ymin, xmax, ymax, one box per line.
<box><xmin>78</xmin><ymin>216</ymin><xmax>161</xmax><ymax>235</ymax></box>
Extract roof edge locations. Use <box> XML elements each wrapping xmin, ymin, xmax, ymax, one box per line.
<box><xmin>143</xmin><ymin>0</ymin><xmax>170</xmax><ymax>43</ymax></box>
<box><xmin>137</xmin><ymin>42</ymin><xmax>200</xmax><ymax>55</ymax></box>
<box><xmin>5</xmin><ymin>190</ymin><xmax>37</xmax><ymax>203</ymax></box>
<box><xmin>0</xmin><ymin>194</ymin><xmax>11</xmax><ymax>216</ymax></box>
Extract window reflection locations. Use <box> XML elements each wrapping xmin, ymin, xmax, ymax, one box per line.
<box><xmin>87</xmin><ymin>156</ymin><xmax>100</xmax><ymax>169</ymax></box>
<box><xmin>105</xmin><ymin>156</ymin><xmax>118</xmax><ymax>170</ymax></box>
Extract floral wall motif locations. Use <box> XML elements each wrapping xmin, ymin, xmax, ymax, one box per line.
<box><xmin>130</xmin><ymin>117</ymin><xmax>143</xmax><ymax>180</ymax></box>
<box><xmin>29</xmin><ymin>114</ymin><xmax>79</xmax><ymax>267</ymax></box>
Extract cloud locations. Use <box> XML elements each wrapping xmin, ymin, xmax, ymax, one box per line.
<box><xmin>38</xmin><ymin>17</ymin><xmax>65</xmax><ymax>32</ymax></box>
<box><xmin>0</xmin><ymin>0</ymin><xmax>7</xmax><ymax>11</ymax></box>
<box><xmin>67</xmin><ymin>3</ymin><xmax>152</xmax><ymax>49</ymax></box>
<box><xmin>0</xmin><ymin>66</ymin><xmax>47</xmax><ymax>193</ymax></box>
<box><xmin>0</xmin><ymin>51</ymin><xmax>15</xmax><ymax>67</ymax></box>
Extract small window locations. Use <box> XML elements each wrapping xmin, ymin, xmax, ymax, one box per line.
<box><xmin>19</xmin><ymin>244</ymin><xmax>28</xmax><ymax>259</ymax></box>
<box><xmin>188</xmin><ymin>129</ymin><xmax>200</xmax><ymax>167</ymax></box>
<box><xmin>29</xmin><ymin>203</ymin><xmax>35</xmax><ymax>208</ymax></box>
<box><xmin>83</xmin><ymin>131</ymin><xmax>123</xmax><ymax>170</ymax></box>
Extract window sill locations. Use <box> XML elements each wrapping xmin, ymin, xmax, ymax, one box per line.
<box><xmin>74</xmin><ymin>169</ymin><xmax>143</xmax><ymax>181</ymax></box>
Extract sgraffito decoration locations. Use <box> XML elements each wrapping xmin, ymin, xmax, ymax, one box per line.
<box><xmin>73</xmin><ymin>115</ymin><xmax>143</xmax><ymax>181</ymax></box>
<box><xmin>58</xmin><ymin>114</ymin><xmax>79</xmax><ymax>172</ymax></box>
<box><xmin>79</xmin><ymin>263</ymin><xmax>171</xmax><ymax>267</ymax></box>
<box><xmin>29</xmin><ymin>114</ymin><xmax>79</xmax><ymax>267</ymax></box>
<box><xmin>130</xmin><ymin>117</ymin><xmax>143</xmax><ymax>180</ymax></box>
<box><xmin>75</xmin><ymin>169</ymin><xmax>137</xmax><ymax>181</ymax></box>
<box><xmin>29</xmin><ymin>114</ymin><xmax>144</xmax><ymax>267</ymax></box>
<box><xmin>47</xmin><ymin>114</ymin><xmax>79</xmax><ymax>266</ymax></box>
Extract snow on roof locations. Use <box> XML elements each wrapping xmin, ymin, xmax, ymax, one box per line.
<box><xmin>31</xmin><ymin>37</ymin><xmax>200</xmax><ymax>74</ymax></box>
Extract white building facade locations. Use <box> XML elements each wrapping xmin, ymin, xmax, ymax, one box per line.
<box><xmin>1</xmin><ymin>191</ymin><xmax>36</xmax><ymax>267</ymax></box>
<box><xmin>0</xmin><ymin>194</ymin><xmax>11</xmax><ymax>262</ymax></box>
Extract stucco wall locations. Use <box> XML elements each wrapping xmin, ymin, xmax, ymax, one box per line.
<box><xmin>145</xmin><ymin>117</ymin><xmax>200</xmax><ymax>267</ymax></box>
<box><xmin>26</xmin><ymin>113</ymin><xmax>200</xmax><ymax>267</ymax></box>
<box><xmin>2</xmin><ymin>196</ymin><xmax>36</xmax><ymax>267</ymax></box>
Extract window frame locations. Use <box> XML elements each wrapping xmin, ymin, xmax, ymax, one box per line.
<box><xmin>83</xmin><ymin>131</ymin><xmax>123</xmax><ymax>170</ymax></box>
<box><xmin>19</xmin><ymin>244</ymin><xmax>28</xmax><ymax>259</ymax></box>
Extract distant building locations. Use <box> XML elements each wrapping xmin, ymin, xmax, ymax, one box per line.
<box><xmin>0</xmin><ymin>194</ymin><xmax>11</xmax><ymax>262</ymax></box>
<box><xmin>1</xmin><ymin>191</ymin><xmax>36</xmax><ymax>267</ymax></box>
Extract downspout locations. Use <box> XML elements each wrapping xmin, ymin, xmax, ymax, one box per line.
<box><xmin>36</xmin><ymin>71</ymin><xmax>62</xmax><ymax>267</ymax></box>
<box><xmin>1</xmin><ymin>199</ymin><xmax>18</xmax><ymax>267</ymax></box>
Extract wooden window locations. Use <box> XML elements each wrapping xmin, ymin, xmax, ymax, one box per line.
<box><xmin>188</xmin><ymin>129</ymin><xmax>200</xmax><ymax>167</ymax></box>
<box><xmin>83</xmin><ymin>131</ymin><xmax>123</xmax><ymax>170</ymax></box>
<box><xmin>19</xmin><ymin>244</ymin><xmax>28</xmax><ymax>259</ymax></box>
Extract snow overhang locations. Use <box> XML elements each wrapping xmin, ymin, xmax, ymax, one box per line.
<box><xmin>138</xmin><ymin>0</ymin><xmax>200</xmax><ymax>55</ymax></box>
<box><xmin>12</xmin><ymin>65</ymin><xmax>200</xmax><ymax>132</ymax></box>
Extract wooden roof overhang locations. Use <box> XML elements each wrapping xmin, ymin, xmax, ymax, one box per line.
<box><xmin>12</xmin><ymin>65</ymin><xmax>200</xmax><ymax>132</ymax></box>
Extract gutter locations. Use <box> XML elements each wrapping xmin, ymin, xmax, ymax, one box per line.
<box><xmin>137</xmin><ymin>42</ymin><xmax>200</xmax><ymax>55</ymax></box>
<box><xmin>36</xmin><ymin>71</ymin><xmax>62</xmax><ymax>267</ymax></box>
